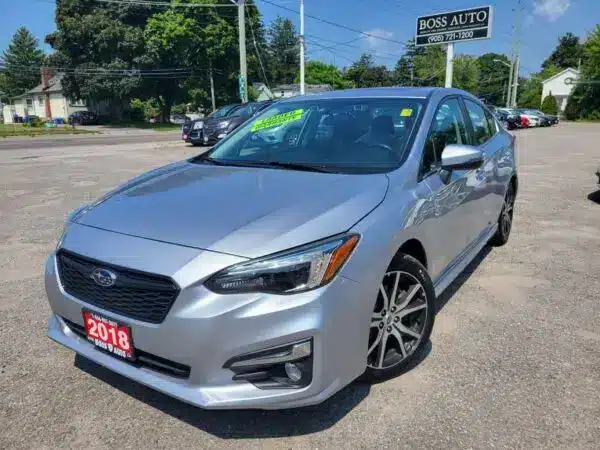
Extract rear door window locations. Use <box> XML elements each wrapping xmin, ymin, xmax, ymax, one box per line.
<box><xmin>464</xmin><ymin>99</ymin><xmax>494</xmax><ymax>145</ymax></box>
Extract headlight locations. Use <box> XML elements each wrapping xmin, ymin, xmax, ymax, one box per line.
<box><xmin>205</xmin><ymin>234</ymin><xmax>359</xmax><ymax>295</ymax></box>
<box><xmin>218</xmin><ymin>121</ymin><xmax>230</xmax><ymax>129</ymax></box>
<box><xmin>193</xmin><ymin>121</ymin><xmax>204</xmax><ymax>130</ymax></box>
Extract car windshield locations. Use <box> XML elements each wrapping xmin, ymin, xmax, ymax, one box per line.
<box><xmin>210</xmin><ymin>105</ymin><xmax>237</xmax><ymax>119</ymax></box>
<box><xmin>229</xmin><ymin>103</ymin><xmax>259</xmax><ymax>118</ymax></box>
<box><xmin>202</xmin><ymin>97</ymin><xmax>425</xmax><ymax>174</ymax></box>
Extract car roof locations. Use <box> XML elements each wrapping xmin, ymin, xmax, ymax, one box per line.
<box><xmin>275</xmin><ymin>87</ymin><xmax>475</xmax><ymax>103</ymax></box>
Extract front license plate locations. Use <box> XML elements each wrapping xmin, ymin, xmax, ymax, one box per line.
<box><xmin>182</xmin><ymin>134</ymin><xmax>188</xmax><ymax>140</ymax></box>
<box><xmin>82</xmin><ymin>310</ymin><xmax>135</xmax><ymax>360</ymax></box>
<box><xmin>203</xmin><ymin>136</ymin><xmax>208</xmax><ymax>143</ymax></box>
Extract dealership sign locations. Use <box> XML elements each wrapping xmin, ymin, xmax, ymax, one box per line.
<box><xmin>415</xmin><ymin>6</ymin><xmax>492</xmax><ymax>47</ymax></box>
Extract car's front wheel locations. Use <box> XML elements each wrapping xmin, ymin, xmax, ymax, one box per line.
<box><xmin>364</xmin><ymin>254</ymin><xmax>436</xmax><ymax>381</ymax></box>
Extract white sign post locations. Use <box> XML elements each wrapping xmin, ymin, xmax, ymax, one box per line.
<box><xmin>415</xmin><ymin>6</ymin><xmax>493</xmax><ymax>88</ymax></box>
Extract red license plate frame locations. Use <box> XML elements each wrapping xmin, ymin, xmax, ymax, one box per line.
<box><xmin>82</xmin><ymin>310</ymin><xmax>135</xmax><ymax>360</ymax></box>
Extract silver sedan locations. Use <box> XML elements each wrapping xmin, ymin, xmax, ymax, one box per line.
<box><xmin>45</xmin><ymin>87</ymin><xmax>517</xmax><ymax>409</ymax></box>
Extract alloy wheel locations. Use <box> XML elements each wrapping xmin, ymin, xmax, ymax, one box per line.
<box><xmin>367</xmin><ymin>271</ymin><xmax>428</xmax><ymax>370</ymax></box>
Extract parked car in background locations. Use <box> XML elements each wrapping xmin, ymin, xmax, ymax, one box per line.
<box><xmin>494</xmin><ymin>108</ymin><xmax>522</xmax><ymax>130</ymax></box>
<box><xmin>183</xmin><ymin>104</ymin><xmax>240</xmax><ymax>145</ymax></box>
<box><xmin>67</xmin><ymin>111</ymin><xmax>99</xmax><ymax>125</ymax></box>
<box><xmin>45</xmin><ymin>87</ymin><xmax>517</xmax><ymax>409</ymax></box>
<box><xmin>516</xmin><ymin>109</ymin><xmax>541</xmax><ymax>127</ymax></box>
<box><xmin>200</xmin><ymin>100</ymin><xmax>275</xmax><ymax>146</ymax></box>
<box><xmin>518</xmin><ymin>109</ymin><xmax>558</xmax><ymax>127</ymax></box>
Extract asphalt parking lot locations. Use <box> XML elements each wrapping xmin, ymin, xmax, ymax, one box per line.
<box><xmin>1</xmin><ymin>123</ymin><xmax>599</xmax><ymax>448</ymax></box>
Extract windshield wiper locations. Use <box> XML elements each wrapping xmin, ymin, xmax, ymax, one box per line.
<box><xmin>258</xmin><ymin>161</ymin><xmax>332</xmax><ymax>173</ymax></box>
<box><xmin>191</xmin><ymin>156</ymin><xmax>331</xmax><ymax>172</ymax></box>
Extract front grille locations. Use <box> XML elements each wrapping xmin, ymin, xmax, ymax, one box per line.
<box><xmin>57</xmin><ymin>250</ymin><xmax>180</xmax><ymax>324</ymax></box>
<box><xmin>62</xmin><ymin>318</ymin><xmax>191</xmax><ymax>379</ymax></box>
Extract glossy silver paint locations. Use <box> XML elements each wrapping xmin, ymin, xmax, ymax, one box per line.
<box><xmin>45</xmin><ymin>87</ymin><xmax>517</xmax><ymax>409</ymax></box>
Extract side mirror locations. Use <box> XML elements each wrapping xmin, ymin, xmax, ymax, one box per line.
<box><xmin>441</xmin><ymin>144</ymin><xmax>484</xmax><ymax>171</ymax></box>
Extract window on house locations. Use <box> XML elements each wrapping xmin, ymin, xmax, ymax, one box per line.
<box><xmin>26</xmin><ymin>98</ymin><xmax>33</xmax><ymax>108</ymax></box>
<box><xmin>37</xmin><ymin>96</ymin><xmax>44</xmax><ymax>106</ymax></box>
<box><xmin>69</xmin><ymin>98</ymin><xmax>87</xmax><ymax>107</ymax></box>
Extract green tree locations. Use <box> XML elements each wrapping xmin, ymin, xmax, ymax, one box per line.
<box><xmin>476</xmin><ymin>53</ymin><xmax>511</xmax><ymax>106</ymax></box>
<box><xmin>453</xmin><ymin>55</ymin><xmax>480</xmax><ymax>94</ymax></box>
<box><xmin>564</xmin><ymin>85</ymin><xmax>584</xmax><ymax>120</ymax></box>
<box><xmin>541</xmin><ymin>93</ymin><xmax>558</xmax><ymax>115</ymax></box>
<box><xmin>267</xmin><ymin>16</ymin><xmax>299</xmax><ymax>85</ymax></box>
<box><xmin>394</xmin><ymin>56</ymin><xmax>413</xmax><ymax>86</ymax></box>
<box><xmin>577</xmin><ymin>25</ymin><xmax>600</xmax><ymax>119</ymax></box>
<box><xmin>1</xmin><ymin>27</ymin><xmax>46</xmax><ymax>97</ymax></box>
<box><xmin>346</xmin><ymin>54</ymin><xmax>392</xmax><ymax>88</ymax></box>
<box><xmin>413</xmin><ymin>45</ymin><xmax>445</xmax><ymax>87</ymax></box>
<box><xmin>294</xmin><ymin>60</ymin><xmax>353</xmax><ymax>90</ymax></box>
<box><xmin>542</xmin><ymin>32</ymin><xmax>584</xmax><ymax>70</ymax></box>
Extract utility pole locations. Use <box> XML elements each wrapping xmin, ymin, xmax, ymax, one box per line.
<box><xmin>510</xmin><ymin>0</ymin><xmax>522</xmax><ymax>107</ymax></box>
<box><xmin>237</xmin><ymin>0</ymin><xmax>248</xmax><ymax>103</ymax></box>
<box><xmin>506</xmin><ymin>60</ymin><xmax>514</xmax><ymax>107</ymax></box>
<box><xmin>445</xmin><ymin>43</ymin><xmax>454</xmax><ymax>88</ymax></box>
<box><xmin>410</xmin><ymin>65</ymin><xmax>414</xmax><ymax>86</ymax></box>
<box><xmin>299</xmin><ymin>0</ymin><xmax>305</xmax><ymax>95</ymax></box>
<box><xmin>210</xmin><ymin>65</ymin><xmax>216</xmax><ymax>112</ymax></box>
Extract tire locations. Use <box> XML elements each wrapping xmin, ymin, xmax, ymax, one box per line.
<box><xmin>363</xmin><ymin>254</ymin><xmax>436</xmax><ymax>382</ymax></box>
<box><xmin>489</xmin><ymin>182</ymin><xmax>516</xmax><ymax>247</ymax></box>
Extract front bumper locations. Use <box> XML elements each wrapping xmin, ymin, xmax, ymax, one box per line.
<box><xmin>45</xmin><ymin>225</ymin><xmax>367</xmax><ymax>409</ymax></box>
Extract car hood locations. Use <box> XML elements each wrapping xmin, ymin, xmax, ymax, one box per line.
<box><xmin>74</xmin><ymin>161</ymin><xmax>389</xmax><ymax>258</ymax></box>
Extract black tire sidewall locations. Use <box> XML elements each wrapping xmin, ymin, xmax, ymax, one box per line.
<box><xmin>363</xmin><ymin>253</ymin><xmax>436</xmax><ymax>382</ymax></box>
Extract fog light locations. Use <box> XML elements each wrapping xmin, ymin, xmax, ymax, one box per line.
<box><xmin>284</xmin><ymin>362</ymin><xmax>302</xmax><ymax>382</ymax></box>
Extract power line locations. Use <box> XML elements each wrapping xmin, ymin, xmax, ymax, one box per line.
<box><xmin>246</xmin><ymin>7</ymin><xmax>270</xmax><ymax>90</ymax></box>
<box><xmin>255</xmin><ymin>0</ymin><xmax>407</xmax><ymax>46</ymax></box>
<box><xmin>305</xmin><ymin>33</ymin><xmax>404</xmax><ymax>60</ymax></box>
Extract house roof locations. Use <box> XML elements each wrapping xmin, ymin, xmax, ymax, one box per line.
<box><xmin>13</xmin><ymin>74</ymin><xmax>63</xmax><ymax>98</ymax></box>
<box><xmin>541</xmin><ymin>67</ymin><xmax>580</xmax><ymax>85</ymax></box>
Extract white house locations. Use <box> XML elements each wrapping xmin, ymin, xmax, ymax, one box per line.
<box><xmin>541</xmin><ymin>67</ymin><xmax>580</xmax><ymax>115</ymax></box>
<box><xmin>1</xmin><ymin>73</ymin><xmax>92</xmax><ymax>124</ymax></box>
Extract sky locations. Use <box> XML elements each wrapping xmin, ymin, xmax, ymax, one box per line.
<box><xmin>0</xmin><ymin>0</ymin><xmax>598</xmax><ymax>76</ymax></box>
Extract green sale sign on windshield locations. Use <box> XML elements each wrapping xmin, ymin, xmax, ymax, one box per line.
<box><xmin>251</xmin><ymin>109</ymin><xmax>304</xmax><ymax>132</ymax></box>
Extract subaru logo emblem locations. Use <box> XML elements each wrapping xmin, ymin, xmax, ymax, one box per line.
<box><xmin>90</xmin><ymin>268</ymin><xmax>117</xmax><ymax>287</ymax></box>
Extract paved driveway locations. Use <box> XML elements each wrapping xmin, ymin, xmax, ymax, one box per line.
<box><xmin>1</xmin><ymin>124</ymin><xmax>599</xmax><ymax>448</ymax></box>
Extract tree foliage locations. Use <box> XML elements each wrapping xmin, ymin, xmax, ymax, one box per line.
<box><xmin>1</xmin><ymin>27</ymin><xmax>46</xmax><ymax>97</ymax></box>
<box><xmin>295</xmin><ymin>60</ymin><xmax>353</xmax><ymax>89</ymax></box>
<box><xmin>541</xmin><ymin>94</ymin><xmax>558</xmax><ymax>115</ymax></box>
<box><xmin>453</xmin><ymin>55</ymin><xmax>480</xmax><ymax>94</ymax></box>
<box><xmin>476</xmin><ymin>53</ymin><xmax>511</xmax><ymax>106</ymax></box>
<box><xmin>345</xmin><ymin>53</ymin><xmax>393</xmax><ymax>88</ymax></box>
<box><xmin>267</xmin><ymin>16</ymin><xmax>299</xmax><ymax>85</ymax></box>
<box><xmin>542</xmin><ymin>32</ymin><xmax>584</xmax><ymax>70</ymax></box>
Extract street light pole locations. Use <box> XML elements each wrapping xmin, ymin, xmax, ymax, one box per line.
<box><xmin>299</xmin><ymin>0</ymin><xmax>305</xmax><ymax>95</ymax></box>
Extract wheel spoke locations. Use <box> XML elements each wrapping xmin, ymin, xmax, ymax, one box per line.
<box><xmin>368</xmin><ymin>329</ymin><xmax>384</xmax><ymax>356</ymax></box>
<box><xmin>396</xmin><ymin>283</ymin><xmax>422</xmax><ymax>310</ymax></box>
<box><xmin>389</xmin><ymin>272</ymin><xmax>401</xmax><ymax>307</ymax></box>
<box><xmin>397</xmin><ymin>303</ymin><xmax>427</xmax><ymax>318</ymax></box>
<box><xmin>390</xmin><ymin>326</ymin><xmax>407</xmax><ymax>357</ymax></box>
<box><xmin>379</xmin><ymin>283</ymin><xmax>390</xmax><ymax>311</ymax></box>
<box><xmin>371</xmin><ymin>311</ymin><xmax>384</xmax><ymax>322</ymax></box>
<box><xmin>375</xmin><ymin>332</ymin><xmax>390</xmax><ymax>368</ymax></box>
<box><xmin>395</xmin><ymin>323</ymin><xmax>421</xmax><ymax>340</ymax></box>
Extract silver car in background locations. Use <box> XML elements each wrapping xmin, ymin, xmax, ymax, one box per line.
<box><xmin>45</xmin><ymin>88</ymin><xmax>517</xmax><ymax>409</ymax></box>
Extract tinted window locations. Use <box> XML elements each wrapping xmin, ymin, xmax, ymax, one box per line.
<box><xmin>465</xmin><ymin>99</ymin><xmax>493</xmax><ymax>145</ymax></box>
<box><xmin>204</xmin><ymin>97</ymin><xmax>425</xmax><ymax>174</ymax></box>
<box><xmin>211</xmin><ymin>105</ymin><xmax>237</xmax><ymax>118</ymax></box>
<box><xmin>422</xmin><ymin>98</ymin><xmax>469</xmax><ymax>175</ymax></box>
<box><xmin>484</xmin><ymin>109</ymin><xmax>497</xmax><ymax>135</ymax></box>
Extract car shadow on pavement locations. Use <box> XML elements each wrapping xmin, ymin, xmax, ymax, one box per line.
<box><xmin>587</xmin><ymin>190</ymin><xmax>600</xmax><ymax>204</ymax></box>
<box><xmin>74</xmin><ymin>355</ymin><xmax>370</xmax><ymax>438</ymax></box>
<box><xmin>436</xmin><ymin>245</ymin><xmax>492</xmax><ymax>314</ymax></box>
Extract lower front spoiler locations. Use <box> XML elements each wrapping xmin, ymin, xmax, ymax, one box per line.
<box><xmin>48</xmin><ymin>314</ymin><xmax>343</xmax><ymax>410</ymax></box>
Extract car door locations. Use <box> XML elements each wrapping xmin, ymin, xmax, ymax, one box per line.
<box><xmin>419</xmin><ymin>96</ymin><xmax>482</xmax><ymax>279</ymax></box>
<box><xmin>462</xmin><ymin>98</ymin><xmax>503</xmax><ymax>237</ymax></box>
